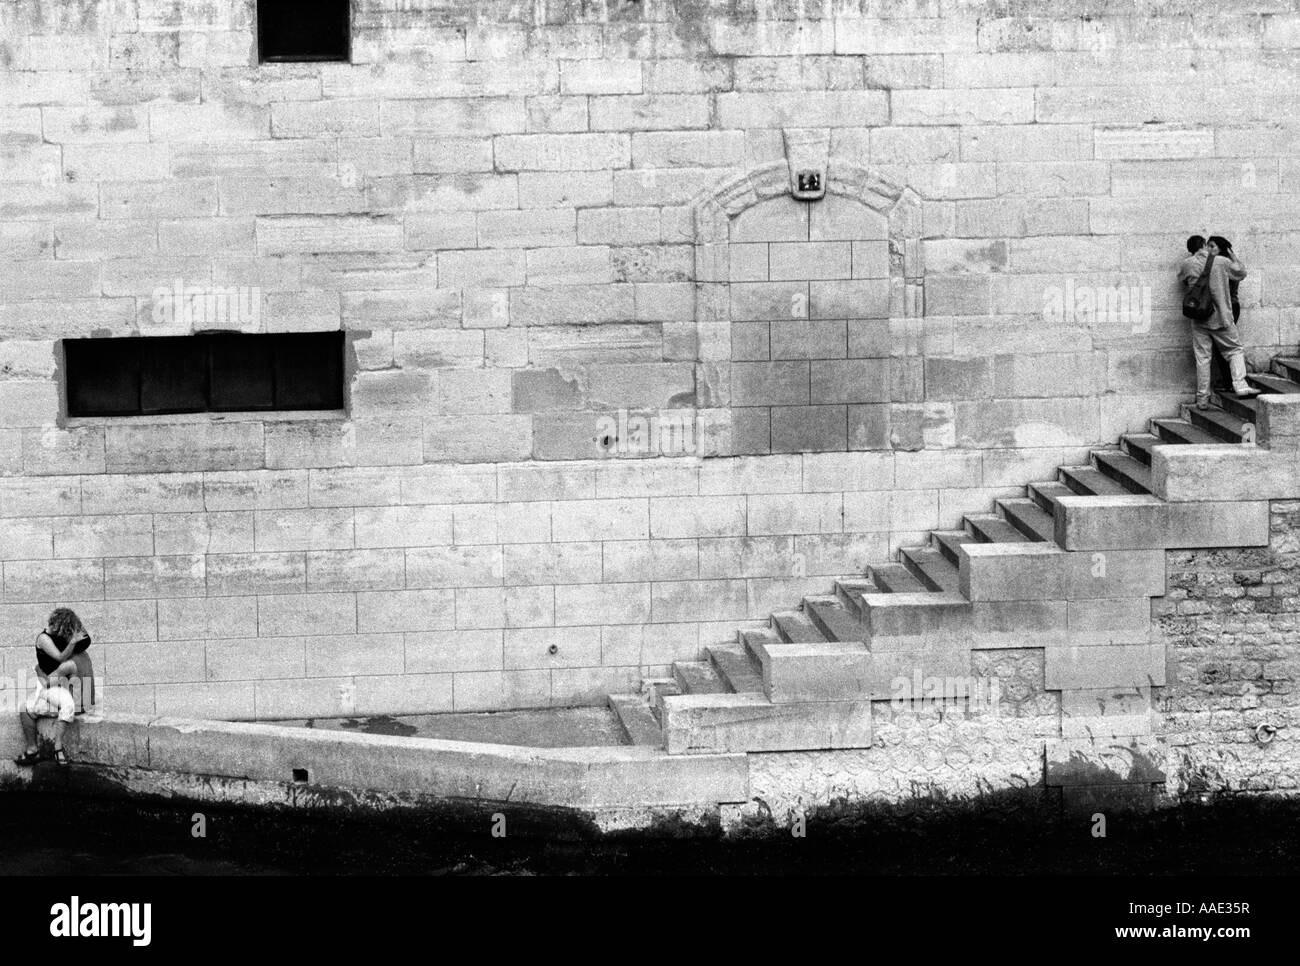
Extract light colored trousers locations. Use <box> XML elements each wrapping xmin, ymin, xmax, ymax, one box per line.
<box><xmin>1191</xmin><ymin>321</ymin><xmax>1248</xmax><ymax>399</ymax></box>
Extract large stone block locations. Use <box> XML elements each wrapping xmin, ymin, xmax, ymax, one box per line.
<box><xmin>1065</xmin><ymin>597</ymin><xmax>1152</xmax><ymax>646</ymax></box>
<box><xmin>103</xmin><ymin>640</ymin><xmax>206</xmax><ymax>686</ymax></box>
<box><xmin>717</xmin><ymin>91</ymin><xmax>888</xmax><ymax>129</ymax></box>
<box><xmin>554</xmin><ymin>582</ymin><xmax>651</xmax><ymax>626</ymax></box>
<box><xmin>503</xmin><ymin>542</ymin><xmax>602</xmax><ymax>586</ymax></box>
<box><xmin>158</xmin><ymin>596</ymin><xmax>257</xmax><ymax>641</ymax></box>
<box><xmin>257</xmin><ymin>592</ymin><xmax>357</xmax><ymax>637</ymax></box>
<box><xmin>305</xmin><ymin>633</ymin><xmax>404</xmax><ymax>677</ymax></box>
<box><xmin>271</xmin><ymin>100</ymin><xmax>379</xmax><ymax>139</ymax></box>
<box><xmin>101</xmin><ymin>179</ymin><xmax>220</xmax><ymax>220</ymax></box>
<box><xmin>1152</xmin><ymin>444</ymin><xmax>1300</xmax><ymax>502</ymax></box>
<box><xmin>748</xmin><ymin>492</ymin><xmax>842</xmax><ymax>536</ymax></box>
<box><xmin>590</xmin><ymin>94</ymin><xmax>711</xmax><ymax>132</ymax></box>
<box><xmin>1059</xmin><ymin>687</ymin><xmax>1154</xmax><ymax>739</ymax></box>
<box><xmin>354</xmin><ymin>505</ymin><xmax>454</xmax><ymax>549</ymax></box>
<box><xmin>861</xmin><ymin>593</ymin><xmax>972</xmax><ymax>651</ymax></box>
<box><xmin>968</xmin><ymin>599</ymin><xmax>1067</xmax><ymax>649</ymax></box>
<box><xmin>551</xmin><ymin>497</ymin><xmax>650</xmax><ymax>542</ymax></box>
<box><xmin>603</xmin><ymin>538</ymin><xmax>697</xmax><ymax>583</ymax></box>
<box><xmin>406</xmin><ymin>545</ymin><xmax>503</xmax><ymax>589</ymax></box>
<box><xmin>2</xmin><ymin>559</ymin><xmax>104</xmax><ymax>603</ymax></box>
<box><xmin>661</xmin><ymin>692</ymin><xmax>872</xmax><ymax>754</ymax></box>
<box><xmin>257</xmin><ymin>216</ymin><xmax>404</xmax><ymax>255</ymax></box>
<box><xmin>959</xmin><ymin>542</ymin><xmax>1068</xmax><ymax>601</ymax></box>
<box><xmin>254</xmin><ymin>508</ymin><xmax>354</xmax><ymax>552</ymax></box>
<box><xmin>104</xmin><ymin>423</ymin><xmax>264</xmax><ymax>474</ymax></box>
<box><xmin>207</xmin><ymin>552</ymin><xmax>306</xmax><ymax>597</ymax></box>
<box><xmin>205</xmin><ymin>636</ymin><xmax>308</xmax><ymax>682</ymax></box>
<box><xmin>307</xmin><ymin>550</ymin><xmax>405</xmax><ymax>593</ymax></box>
<box><xmin>1055</xmin><ymin>494</ymin><xmax>1271</xmax><ymax>550</ymax></box>
<box><xmin>105</xmin><ymin>556</ymin><xmax>206</xmax><ymax>601</ymax></box>
<box><xmin>1044</xmin><ymin>643</ymin><xmax>1166</xmax><ymax>690</ymax></box>
<box><xmin>893</xmin><ymin>89</ymin><xmax>1034</xmax><ymax>125</ymax></box>
<box><xmin>771</xmin><ymin>405</ymin><xmax>848</xmax><ymax>453</ymax></box>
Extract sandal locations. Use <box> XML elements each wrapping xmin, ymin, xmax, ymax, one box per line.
<box><xmin>13</xmin><ymin>750</ymin><xmax>41</xmax><ymax>767</ymax></box>
<box><xmin>52</xmin><ymin>749</ymin><xmax>70</xmax><ymax>767</ymax></box>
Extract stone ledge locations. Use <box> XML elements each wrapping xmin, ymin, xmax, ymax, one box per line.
<box><xmin>660</xmin><ymin>692</ymin><xmax>873</xmax><ymax>754</ymax></box>
<box><xmin>1151</xmin><ymin>443</ymin><xmax>1300</xmax><ymax>503</ymax></box>
<box><xmin>1054</xmin><ymin>493</ymin><xmax>1270</xmax><ymax>550</ymax></box>
<box><xmin>751</xmin><ymin>638</ymin><xmax>969</xmax><ymax>703</ymax></box>
<box><xmin>960</xmin><ymin>543</ymin><xmax>1166</xmax><ymax>602</ymax></box>
<box><xmin>1044</xmin><ymin>643</ymin><xmax>1165</xmax><ymax>690</ymax></box>
<box><xmin>11</xmin><ymin>712</ymin><xmax>751</xmax><ymax>810</ymax></box>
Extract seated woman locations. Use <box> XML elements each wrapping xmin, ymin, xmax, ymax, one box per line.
<box><xmin>13</xmin><ymin>608</ymin><xmax>93</xmax><ymax>767</ymax></box>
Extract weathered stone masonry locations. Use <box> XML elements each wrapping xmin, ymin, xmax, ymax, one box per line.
<box><xmin>1157</xmin><ymin>501</ymin><xmax>1300</xmax><ymax>798</ymax></box>
<box><xmin>3</xmin><ymin>1</ymin><xmax>1300</xmax><ymax>720</ymax></box>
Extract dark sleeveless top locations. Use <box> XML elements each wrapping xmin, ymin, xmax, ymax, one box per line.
<box><xmin>36</xmin><ymin>631</ymin><xmax>90</xmax><ymax>675</ymax></box>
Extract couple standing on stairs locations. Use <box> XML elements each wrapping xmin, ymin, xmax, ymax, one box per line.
<box><xmin>1178</xmin><ymin>234</ymin><xmax>1260</xmax><ymax>411</ymax></box>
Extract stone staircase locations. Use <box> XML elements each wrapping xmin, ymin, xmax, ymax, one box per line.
<box><xmin>609</xmin><ymin>356</ymin><xmax>1300</xmax><ymax>755</ymax></box>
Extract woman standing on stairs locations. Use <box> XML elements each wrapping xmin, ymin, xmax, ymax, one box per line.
<box><xmin>1179</xmin><ymin>235</ymin><xmax>1260</xmax><ymax>410</ymax></box>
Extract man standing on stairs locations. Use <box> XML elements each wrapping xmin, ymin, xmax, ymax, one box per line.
<box><xmin>1178</xmin><ymin>234</ymin><xmax>1259</xmax><ymax>410</ymax></box>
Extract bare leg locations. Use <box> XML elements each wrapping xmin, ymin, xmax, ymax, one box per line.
<box><xmin>19</xmin><ymin>710</ymin><xmax>38</xmax><ymax>755</ymax></box>
<box><xmin>49</xmin><ymin>719</ymin><xmax>67</xmax><ymax>754</ymax></box>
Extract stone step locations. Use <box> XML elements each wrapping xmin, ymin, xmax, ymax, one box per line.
<box><xmin>747</xmin><ymin>635</ymin><xmax>964</xmax><ymax>704</ymax></box>
<box><xmin>1028</xmin><ymin>481</ymin><xmax>1075</xmax><ymax>515</ymax></box>
<box><xmin>1187</xmin><ymin>404</ymin><xmax>1251</xmax><ymax>443</ymax></box>
<box><xmin>1272</xmin><ymin>356</ymin><xmax>1300</xmax><ymax>383</ymax></box>
<box><xmin>997</xmin><ymin>498</ymin><xmax>1055</xmax><ymax>542</ymax></box>
<box><xmin>1150</xmin><ymin>418</ymin><xmax>1223</xmax><ymax>447</ymax></box>
<box><xmin>1247</xmin><ymin>371</ymin><xmax>1300</xmax><ymax>394</ymax></box>
<box><xmin>900</xmin><ymin>547</ymin><xmax>961</xmax><ymax>593</ymax></box>
<box><xmin>1059</xmin><ymin>465</ymin><xmax>1131</xmax><ymax>497</ymax></box>
<box><xmin>608</xmin><ymin>694</ymin><xmax>663</xmax><ymax>747</ymax></box>
<box><xmin>1120</xmin><ymin>432</ymin><xmax>1160</xmax><ymax>467</ymax></box>
<box><xmin>642</xmin><ymin>677</ymin><xmax>681</xmax><ymax>722</ymax></box>
<box><xmin>672</xmin><ymin>660</ymin><xmax>727</xmax><ymax>695</ymax></box>
<box><xmin>771</xmin><ymin>609</ymin><xmax>827</xmax><ymax>643</ymax></box>
<box><xmin>746</xmin><ymin>639</ymin><xmax>875</xmax><ymax>704</ymax></box>
<box><xmin>739</xmin><ymin>626</ymin><xmax>782</xmax><ymax>657</ymax></box>
<box><xmin>1092</xmin><ymin>449</ymin><xmax>1153</xmax><ymax>494</ymax></box>
<box><xmin>958</xmin><ymin>540</ymin><xmax>1070</xmax><ymax>602</ymax></box>
<box><xmin>931</xmin><ymin>529</ymin><xmax>976</xmax><ymax>567</ymax></box>
<box><xmin>660</xmin><ymin>691</ymin><xmax>873</xmax><ymax>754</ymax></box>
<box><xmin>706</xmin><ymin>642</ymin><xmax>766</xmax><ymax>694</ymax></box>
<box><xmin>858</xmin><ymin>591</ymin><xmax>973</xmax><ymax>649</ymax></box>
<box><xmin>870</xmin><ymin>562</ymin><xmax>928</xmax><ymax>593</ymax></box>
<box><xmin>1217</xmin><ymin>391</ymin><xmax>1258</xmax><ymax>424</ymax></box>
<box><xmin>1053</xmin><ymin>492</ymin><xmax>1269</xmax><ymax>551</ymax></box>
<box><xmin>804</xmin><ymin>596</ymin><xmax>865</xmax><ymax>642</ymax></box>
<box><xmin>832</xmin><ymin>578</ymin><xmax>875</xmax><ymax>614</ymax></box>
<box><xmin>965</xmin><ymin>513</ymin><xmax>1029</xmax><ymax>544</ymax></box>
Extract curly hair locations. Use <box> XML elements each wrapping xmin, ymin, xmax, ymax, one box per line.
<box><xmin>47</xmin><ymin>608</ymin><xmax>84</xmax><ymax>641</ymax></box>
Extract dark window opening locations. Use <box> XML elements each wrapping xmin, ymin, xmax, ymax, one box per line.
<box><xmin>64</xmin><ymin>333</ymin><xmax>345</xmax><ymax>418</ymax></box>
<box><xmin>257</xmin><ymin>0</ymin><xmax>351</xmax><ymax>63</ymax></box>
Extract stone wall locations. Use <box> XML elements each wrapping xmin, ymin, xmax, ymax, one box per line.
<box><xmin>1157</xmin><ymin>499</ymin><xmax>1300</xmax><ymax>797</ymax></box>
<box><xmin>3</xmin><ymin>0</ymin><xmax>1300</xmax><ymax>715</ymax></box>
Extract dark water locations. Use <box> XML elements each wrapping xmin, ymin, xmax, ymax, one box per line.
<box><xmin>3</xmin><ymin>789</ymin><xmax>1299</xmax><ymax>876</ymax></box>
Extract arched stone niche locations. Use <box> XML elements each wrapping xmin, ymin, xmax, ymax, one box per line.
<box><xmin>693</xmin><ymin>160</ymin><xmax>925</xmax><ymax>456</ymax></box>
